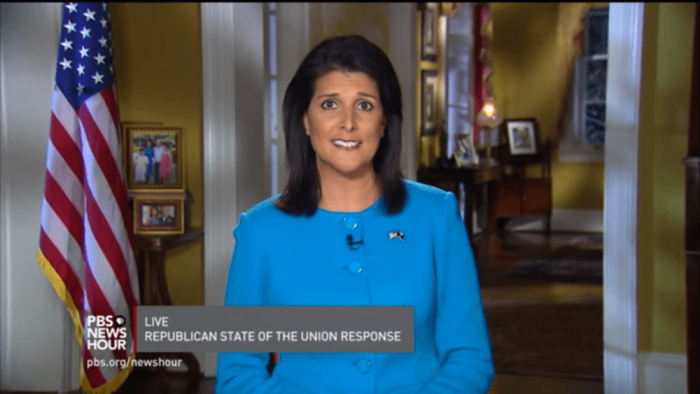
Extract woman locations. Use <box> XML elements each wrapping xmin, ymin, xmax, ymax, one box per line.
<box><xmin>145</xmin><ymin>206</ymin><xmax>161</xmax><ymax>226</ymax></box>
<box><xmin>216</xmin><ymin>35</ymin><xmax>494</xmax><ymax>394</ymax></box>
<box><xmin>159</xmin><ymin>145</ymin><xmax>172</xmax><ymax>183</ymax></box>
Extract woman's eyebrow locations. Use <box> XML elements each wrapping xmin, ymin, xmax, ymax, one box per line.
<box><xmin>358</xmin><ymin>92</ymin><xmax>378</xmax><ymax>99</ymax></box>
<box><xmin>315</xmin><ymin>92</ymin><xmax>378</xmax><ymax>99</ymax></box>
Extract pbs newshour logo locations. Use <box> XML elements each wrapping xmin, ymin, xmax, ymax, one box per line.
<box><xmin>86</xmin><ymin>314</ymin><xmax>128</xmax><ymax>351</ymax></box>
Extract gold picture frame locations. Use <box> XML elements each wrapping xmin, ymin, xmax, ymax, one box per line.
<box><xmin>123</xmin><ymin>126</ymin><xmax>185</xmax><ymax>193</ymax></box>
<box><xmin>421</xmin><ymin>70</ymin><xmax>439</xmax><ymax>136</ymax></box>
<box><xmin>421</xmin><ymin>3</ymin><xmax>439</xmax><ymax>62</ymax></box>
<box><xmin>133</xmin><ymin>195</ymin><xmax>185</xmax><ymax>235</ymax></box>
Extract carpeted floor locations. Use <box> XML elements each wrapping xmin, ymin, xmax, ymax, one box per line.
<box><xmin>503</xmin><ymin>248</ymin><xmax>602</xmax><ymax>283</ymax></box>
<box><xmin>483</xmin><ymin>301</ymin><xmax>603</xmax><ymax>380</ymax></box>
<box><xmin>503</xmin><ymin>235</ymin><xmax>603</xmax><ymax>283</ymax></box>
<box><xmin>479</xmin><ymin>232</ymin><xmax>604</xmax><ymax>380</ymax></box>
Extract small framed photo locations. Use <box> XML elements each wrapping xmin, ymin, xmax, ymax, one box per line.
<box><xmin>421</xmin><ymin>3</ymin><xmax>439</xmax><ymax>61</ymax></box>
<box><xmin>421</xmin><ymin>70</ymin><xmax>439</xmax><ymax>136</ymax></box>
<box><xmin>133</xmin><ymin>195</ymin><xmax>185</xmax><ymax>235</ymax></box>
<box><xmin>504</xmin><ymin>118</ymin><xmax>539</xmax><ymax>155</ymax></box>
<box><xmin>454</xmin><ymin>133</ymin><xmax>480</xmax><ymax>167</ymax></box>
<box><xmin>124</xmin><ymin>126</ymin><xmax>184</xmax><ymax>193</ymax></box>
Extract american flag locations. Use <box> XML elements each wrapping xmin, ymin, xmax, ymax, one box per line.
<box><xmin>37</xmin><ymin>2</ymin><xmax>140</xmax><ymax>392</ymax></box>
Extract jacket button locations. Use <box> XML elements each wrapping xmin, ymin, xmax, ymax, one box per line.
<box><xmin>347</xmin><ymin>261</ymin><xmax>363</xmax><ymax>274</ymax></box>
<box><xmin>343</xmin><ymin>215</ymin><xmax>359</xmax><ymax>230</ymax></box>
<box><xmin>355</xmin><ymin>358</ymin><xmax>372</xmax><ymax>374</ymax></box>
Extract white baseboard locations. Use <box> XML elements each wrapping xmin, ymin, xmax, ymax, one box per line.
<box><xmin>638</xmin><ymin>352</ymin><xmax>687</xmax><ymax>394</ymax></box>
<box><xmin>506</xmin><ymin>209</ymin><xmax>603</xmax><ymax>233</ymax></box>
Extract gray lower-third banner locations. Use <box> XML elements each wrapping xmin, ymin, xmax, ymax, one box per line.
<box><xmin>135</xmin><ymin>306</ymin><xmax>414</xmax><ymax>352</ymax></box>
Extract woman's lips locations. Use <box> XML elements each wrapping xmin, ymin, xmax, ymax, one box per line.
<box><xmin>332</xmin><ymin>139</ymin><xmax>361</xmax><ymax>148</ymax></box>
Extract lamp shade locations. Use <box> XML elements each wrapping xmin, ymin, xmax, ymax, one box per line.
<box><xmin>476</xmin><ymin>98</ymin><xmax>503</xmax><ymax>129</ymax></box>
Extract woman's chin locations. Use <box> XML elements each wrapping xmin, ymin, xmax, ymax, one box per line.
<box><xmin>334</xmin><ymin>166</ymin><xmax>375</xmax><ymax>179</ymax></box>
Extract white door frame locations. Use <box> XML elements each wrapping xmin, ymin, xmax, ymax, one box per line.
<box><xmin>0</xmin><ymin>3</ymin><xmax>81</xmax><ymax>392</ymax></box>
<box><xmin>201</xmin><ymin>2</ymin><xmax>270</xmax><ymax>377</ymax></box>
<box><xmin>604</xmin><ymin>3</ymin><xmax>644</xmax><ymax>393</ymax></box>
<box><xmin>201</xmin><ymin>3</ymin><xmax>646</xmax><ymax>392</ymax></box>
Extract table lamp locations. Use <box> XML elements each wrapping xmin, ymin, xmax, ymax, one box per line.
<box><xmin>476</xmin><ymin>97</ymin><xmax>503</xmax><ymax>166</ymax></box>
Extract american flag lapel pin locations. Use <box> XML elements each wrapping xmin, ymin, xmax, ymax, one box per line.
<box><xmin>388</xmin><ymin>230</ymin><xmax>405</xmax><ymax>241</ymax></box>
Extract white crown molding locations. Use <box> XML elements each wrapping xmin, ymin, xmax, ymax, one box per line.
<box><xmin>557</xmin><ymin>148</ymin><xmax>605</xmax><ymax>163</ymax></box>
<box><xmin>504</xmin><ymin>209</ymin><xmax>604</xmax><ymax>233</ymax></box>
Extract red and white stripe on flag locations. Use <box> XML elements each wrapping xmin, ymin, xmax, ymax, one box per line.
<box><xmin>37</xmin><ymin>3</ymin><xmax>140</xmax><ymax>393</ymax></box>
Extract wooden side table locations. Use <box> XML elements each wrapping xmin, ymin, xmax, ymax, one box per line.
<box><xmin>134</xmin><ymin>228</ymin><xmax>204</xmax><ymax>390</ymax></box>
<box><xmin>488</xmin><ymin>141</ymin><xmax>553</xmax><ymax>235</ymax></box>
<box><xmin>417</xmin><ymin>165</ymin><xmax>501</xmax><ymax>237</ymax></box>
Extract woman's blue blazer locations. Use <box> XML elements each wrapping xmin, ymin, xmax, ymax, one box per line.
<box><xmin>216</xmin><ymin>180</ymin><xmax>494</xmax><ymax>393</ymax></box>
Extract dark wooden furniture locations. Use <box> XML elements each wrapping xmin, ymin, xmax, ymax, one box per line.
<box><xmin>416</xmin><ymin>165</ymin><xmax>501</xmax><ymax>238</ymax></box>
<box><xmin>489</xmin><ymin>140</ymin><xmax>553</xmax><ymax>234</ymax></box>
<box><xmin>134</xmin><ymin>228</ymin><xmax>204</xmax><ymax>390</ymax></box>
<box><xmin>685</xmin><ymin>4</ymin><xmax>700</xmax><ymax>393</ymax></box>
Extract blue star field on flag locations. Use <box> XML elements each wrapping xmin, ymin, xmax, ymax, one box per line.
<box><xmin>56</xmin><ymin>2</ymin><xmax>115</xmax><ymax>111</ymax></box>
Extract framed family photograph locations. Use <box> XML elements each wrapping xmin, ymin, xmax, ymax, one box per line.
<box><xmin>421</xmin><ymin>3</ymin><xmax>439</xmax><ymax>62</ymax></box>
<box><xmin>123</xmin><ymin>126</ymin><xmax>184</xmax><ymax>193</ymax></box>
<box><xmin>133</xmin><ymin>195</ymin><xmax>185</xmax><ymax>235</ymax></box>
<box><xmin>504</xmin><ymin>118</ymin><xmax>539</xmax><ymax>155</ymax></box>
<box><xmin>421</xmin><ymin>70</ymin><xmax>439</xmax><ymax>136</ymax></box>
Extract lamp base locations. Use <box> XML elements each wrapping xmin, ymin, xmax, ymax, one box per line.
<box><xmin>481</xmin><ymin>157</ymin><xmax>499</xmax><ymax>168</ymax></box>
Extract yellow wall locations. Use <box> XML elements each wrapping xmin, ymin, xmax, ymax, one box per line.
<box><xmin>491</xmin><ymin>2</ymin><xmax>694</xmax><ymax>353</ymax></box>
<box><xmin>309</xmin><ymin>3</ymin><xmax>391</xmax><ymax>54</ymax></box>
<box><xmin>490</xmin><ymin>3</ymin><xmax>604</xmax><ymax>210</ymax></box>
<box><xmin>638</xmin><ymin>2</ymin><xmax>694</xmax><ymax>354</ymax></box>
<box><xmin>111</xmin><ymin>3</ymin><xmax>204</xmax><ymax>305</ymax></box>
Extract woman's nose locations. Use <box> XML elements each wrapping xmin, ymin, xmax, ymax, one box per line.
<box><xmin>340</xmin><ymin>107</ymin><xmax>357</xmax><ymax>132</ymax></box>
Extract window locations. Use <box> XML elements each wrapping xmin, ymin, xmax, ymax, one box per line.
<box><xmin>445</xmin><ymin>3</ymin><xmax>475</xmax><ymax>159</ymax></box>
<box><xmin>444</xmin><ymin>4</ymin><xmax>475</xmax><ymax>221</ymax></box>
<box><xmin>576</xmin><ymin>8</ymin><xmax>608</xmax><ymax>145</ymax></box>
<box><xmin>266</xmin><ymin>3</ymin><xmax>279</xmax><ymax>196</ymax></box>
<box><xmin>559</xmin><ymin>8</ymin><xmax>608</xmax><ymax>162</ymax></box>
